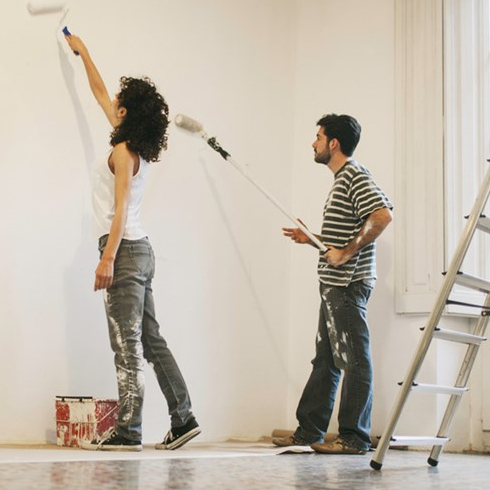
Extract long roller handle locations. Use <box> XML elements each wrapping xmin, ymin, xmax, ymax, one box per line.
<box><xmin>205</xmin><ymin>136</ymin><xmax>328</xmax><ymax>252</ymax></box>
<box><xmin>174</xmin><ymin>114</ymin><xmax>328</xmax><ymax>253</ymax></box>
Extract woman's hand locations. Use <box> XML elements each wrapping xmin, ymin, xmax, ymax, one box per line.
<box><xmin>94</xmin><ymin>257</ymin><xmax>114</xmax><ymax>291</ymax></box>
<box><xmin>64</xmin><ymin>33</ymin><xmax>88</xmax><ymax>57</ymax></box>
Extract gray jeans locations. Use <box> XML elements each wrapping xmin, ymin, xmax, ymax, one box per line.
<box><xmin>99</xmin><ymin>235</ymin><xmax>194</xmax><ymax>441</ymax></box>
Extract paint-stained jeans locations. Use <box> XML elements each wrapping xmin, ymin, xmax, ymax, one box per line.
<box><xmin>294</xmin><ymin>280</ymin><xmax>374</xmax><ymax>450</ymax></box>
<box><xmin>99</xmin><ymin>235</ymin><xmax>194</xmax><ymax>442</ymax></box>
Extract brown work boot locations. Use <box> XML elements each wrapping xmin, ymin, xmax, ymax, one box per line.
<box><xmin>311</xmin><ymin>436</ymin><xmax>367</xmax><ymax>455</ymax></box>
<box><xmin>272</xmin><ymin>434</ymin><xmax>310</xmax><ymax>447</ymax></box>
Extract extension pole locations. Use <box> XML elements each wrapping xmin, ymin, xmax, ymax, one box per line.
<box><xmin>203</xmin><ymin>134</ymin><xmax>328</xmax><ymax>252</ymax></box>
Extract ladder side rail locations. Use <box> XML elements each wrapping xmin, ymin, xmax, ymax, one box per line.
<box><xmin>428</xmin><ymin>344</ymin><xmax>480</xmax><ymax>463</ymax></box>
<box><xmin>371</xmin><ymin>295</ymin><xmax>452</xmax><ymax>468</ymax></box>
<box><xmin>371</xmin><ymin>165</ymin><xmax>490</xmax><ymax>470</ymax></box>
<box><xmin>371</xmin><ymin>273</ymin><xmax>462</xmax><ymax>468</ymax></box>
<box><xmin>372</xmin><ymin>239</ymin><xmax>480</xmax><ymax>467</ymax></box>
<box><xmin>428</xmin><ymin>341</ymin><xmax>484</xmax><ymax>464</ymax></box>
<box><xmin>429</xmin><ymin>297</ymin><xmax>490</xmax><ymax>464</ymax></box>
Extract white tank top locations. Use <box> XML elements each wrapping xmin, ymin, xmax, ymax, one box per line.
<box><xmin>92</xmin><ymin>151</ymin><xmax>149</xmax><ymax>240</ymax></box>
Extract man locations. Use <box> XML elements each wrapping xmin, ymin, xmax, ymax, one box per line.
<box><xmin>274</xmin><ymin>114</ymin><xmax>392</xmax><ymax>454</ymax></box>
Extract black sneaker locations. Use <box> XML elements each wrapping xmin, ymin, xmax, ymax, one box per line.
<box><xmin>155</xmin><ymin>418</ymin><xmax>201</xmax><ymax>450</ymax></box>
<box><xmin>81</xmin><ymin>430</ymin><xmax>142</xmax><ymax>452</ymax></box>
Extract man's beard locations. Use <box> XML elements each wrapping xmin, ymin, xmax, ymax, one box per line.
<box><xmin>314</xmin><ymin>149</ymin><xmax>331</xmax><ymax>165</ymax></box>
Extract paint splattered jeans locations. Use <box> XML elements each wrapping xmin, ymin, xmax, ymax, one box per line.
<box><xmin>99</xmin><ymin>235</ymin><xmax>194</xmax><ymax>442</ymax></box>
<box><xmin>294</xmin><ymin>280</ymin><xmax>374</xmax><ymax>450</ymax></box>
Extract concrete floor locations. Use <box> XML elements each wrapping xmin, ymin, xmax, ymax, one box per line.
<box><xmin>0</xmin><ymin>442</ymin><xmax>489</xmax><ymax>489</ymax></box>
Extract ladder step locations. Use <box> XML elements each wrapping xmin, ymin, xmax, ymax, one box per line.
<box><xmin>476</xmin><ymin>216</ymin><xmax>490</xmax><ymax>233</ymax></box>
<box><xmin>413</xmin><ymin>383</ymin><xmax>468</xmax><ymax>395</ymax></box>
<box><xmin>454</xmin><ymin>273</ymin><xmax>490</xmax><ymax>293</ymax></box>
<box><xmin>389</xmin><ymin>436</ymin><xmax>449</xmax><ymax>447</ymax></box>
<box><xmin>399</xmin><ymin>382</ymin><xmax>468</xmax><ymax>396</ymax></box>
<box><xmin>432</xmin><ymin>328</ymin><xmax>487</xmax><ymax>345</ymax></box>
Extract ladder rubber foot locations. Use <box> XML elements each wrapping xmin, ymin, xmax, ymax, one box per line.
<box><xmin>370</xmin><ymin>460</ymin><xmax>382</xmax><ymax>471</ymax></box>
<box><xmin>427</xmin><ymin>457</ymin><xmax>439</xmax><ymax>467</ymax></box>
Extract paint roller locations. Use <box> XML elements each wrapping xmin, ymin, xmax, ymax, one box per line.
<box><xmin>27</xmin><ymin>1</ymin><xmax>66</xmax><ymax>14</ymax></box>
<box><xmin>27</xmin><ymin>1</ymin><xmax>79</xmax><ymax>55</ymax></box>
<box><xmin>175</xmin><ymin>114</ymin><xmax>328</xmax><ymax>252</ymax></box>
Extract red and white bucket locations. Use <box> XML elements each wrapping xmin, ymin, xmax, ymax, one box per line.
<box><xmin>55</xmin><ymin>396</ymin><xmax>119</xmax><ymax>447</ymax></box>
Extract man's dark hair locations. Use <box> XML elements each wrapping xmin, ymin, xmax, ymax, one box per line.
<box><xmin>316</xmin><ymin>114</ymin><xmax>361</xmax><ymax>157</ymax></box>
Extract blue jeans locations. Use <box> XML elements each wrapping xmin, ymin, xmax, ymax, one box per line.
<box><xmin>99</xmin><ymin>235</ymin><xmax>194</xmax><ymax>442</ymax></box>
<box><xmin>294</xmin><ymin>280</ymin><xmax>374</xmax><ymax>450</ymax></box>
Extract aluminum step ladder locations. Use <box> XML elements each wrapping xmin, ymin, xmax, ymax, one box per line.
<box><xmin>370</xmin><ymin>163</ymin><xmax>490</xmax><ymax>470</ymax></box>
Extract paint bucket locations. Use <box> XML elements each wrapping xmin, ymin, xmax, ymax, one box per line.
<box><xmin>55</xmin><ymin>396</ymin><xmax>119</xmax><ymax>447</ymax></box>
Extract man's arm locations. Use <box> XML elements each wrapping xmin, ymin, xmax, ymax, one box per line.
<box><xmin>325</xmin><ymin>207</ymin><xmax>393</xmax><ymax>267</ymax></box>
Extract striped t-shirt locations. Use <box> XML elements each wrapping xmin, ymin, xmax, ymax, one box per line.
<box><xmin>318</xmin><ymin>160</ymin><xmax>392</xmax><ymax>286</ymax></box>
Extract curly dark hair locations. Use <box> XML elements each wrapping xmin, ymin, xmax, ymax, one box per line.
<box><xmin>110</xmin><ymin>76</ymin><xmax>169</xmax><ymax>162</ymax></box>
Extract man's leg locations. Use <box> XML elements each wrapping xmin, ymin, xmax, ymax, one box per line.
<box><xmin>337</xmin><ymin>280</ymin><xmax>373</xmax><ymax>450</ymax></box>
<box><xmin>312</xmin><ymin>280</ymin><xmax>373</xmax><ymax>454</ymax></box>
<box><xmin>276</xmin><ymin>286</ymin><xmax>341</xmax><ymax>445</ymax></box>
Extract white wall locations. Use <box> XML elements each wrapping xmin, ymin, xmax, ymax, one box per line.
<box><xmin>0</xmin><ymin>0</ymin><xmax>297</xmax><ymax>444</ymax></box>
<box><xmin>0</xmin><ymin>0</ymin><xmax>477</xmax><ymax>450</ymax></box>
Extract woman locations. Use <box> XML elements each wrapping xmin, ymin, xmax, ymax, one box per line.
<box><xmin>64</xmin><ymin>33</ymin><xmax>200</xmax><ymax>451</ymax></box>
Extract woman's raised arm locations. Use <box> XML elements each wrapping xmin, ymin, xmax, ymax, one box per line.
<box><xmin>64</xmin><ymin>33</ymin><xmax>119</xmax><ymax>127</ymax></box>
